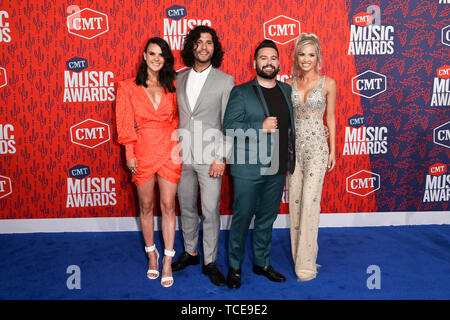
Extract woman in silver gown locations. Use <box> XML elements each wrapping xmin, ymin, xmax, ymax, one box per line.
<box><xmin>286</xmin><ymin>33</ymin><xmax>336</xmax><ymax>282</ymax></box>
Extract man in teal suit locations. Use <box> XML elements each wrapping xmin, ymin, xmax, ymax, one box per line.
<box><xmin>223</xmin><ymin>40</ymin><xmax>295</xmax><ymax>289</ymax></box>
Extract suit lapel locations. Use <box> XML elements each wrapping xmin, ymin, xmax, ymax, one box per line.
<box><xmin>277</xmin><ymin>81</ymin><xmax>292</xmax><ymax>109</ymax></box>
<box><xmin>179</xmin><ymin>70</ymin><xmax>193</xmax><ymax>115</ymax></box>
<box><xmin>253</xmin><ymin>78</ymin><xmax>271</xmax><ymax>116</ymax></box>
<box><xmin>191</xmin><ymin>67</ymin><xmax>216</xmax><ymax>114</ymax></box>
<box><xmin>277</xmin><ymin>80</ymin><xmax>296</xmax><ymax>134</ymax></box>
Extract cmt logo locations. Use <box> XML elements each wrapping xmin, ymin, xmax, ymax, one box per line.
<box><xmin>0</xmin><ymin>67</ymin><xmax>7</xmax><ymax>88</ymax></box>
<box><xmin>0</xmin><ymin>175</ymin><xmax>12</xmax><ymax>199</ymax></box>
<box><xmin>442</xmin><ymin>25</ymin><xmax>450</xmax><ymax>47</ymax></box>
<box><xmin>346</xmin><ymin>170</ymin><xmax>380</xmax><ymax>196</ymax></box>
<box><xmin>70</xmin><ymin>119</ymin><xmax>111</xmax><ymax>148</ymax></box>
<box><xmin>66</xmin><ymin>57</ymin><xmax>88</xmax><ymax>72</ymax></box>
<box><xmin>353</xmin><ymin>12</ymin><xmax>372</xmax><ymax>27</ymax></box>
<box><xmin>433</xmin><ymin>121</ymin><xmax>450</xmax><ymax>149</ymax></box>
<box><xmin>352</xmin><ymin>70</ymin><xmax>386</xmax><ymax>98</ymax></box>
<box><xmin>69</xmin><ymin>165</ymin><xmax>91</xmax><ymax>179</ymax></box>
<box><xmin>348</xmin><ymin>114</ymin><xmax>365</xmax><ymax>128</ymax></box>
<box><xmin>67</xmin><ymin>8</ymin><xmax>109</xmax><ymax>40</ymax></box>
<box><xmin>429</xmin><ymin>163</ymin><xmax>447</xmax><ymax>177</ymax></box>
<box><xmin>166</xmin><ymin>5</ymin><xmax>187</xmax><ymax>20</ymax></box>
<box><xmin>263</xmin><ymin>15</ymin><xmax>300</xmax><ymax>45</ymax></box>
<box><xmin>437</xmin><ymin>65</ymin><xmax>450</xmax><ymax>79</ymax></box>
<box><xmin>431</xmin><ymin>65</ymin><xmax>450</xmax><ymax>106</ymax></box>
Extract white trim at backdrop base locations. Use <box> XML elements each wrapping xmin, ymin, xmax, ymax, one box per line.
<box><xmin>0</xmin><ymin>211</ymin><xmax>448</xmax><ymax>234</ymax></box>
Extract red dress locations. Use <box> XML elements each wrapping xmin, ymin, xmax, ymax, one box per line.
<box><xmin>116</xmin><ymin>78</ymin><xmax>182</xmax><ymax>185</ymax></box>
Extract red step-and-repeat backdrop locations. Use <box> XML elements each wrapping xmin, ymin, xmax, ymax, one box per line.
<box><xmin>0</xmin><ymin>0</ymin><xmax>449</xmax><ymax>222</ymax></box>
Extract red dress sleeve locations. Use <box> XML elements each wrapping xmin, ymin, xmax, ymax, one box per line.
<box><xmin>116</xmin><ymin>81</ymin><xmax>137</xmax><ymax>160</ymax></box>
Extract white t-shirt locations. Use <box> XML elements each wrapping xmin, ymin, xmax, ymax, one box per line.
<box><xmin>186</xmin><ymin>65</ymin><xmax>212</xmax><ymax>111</ymax></box>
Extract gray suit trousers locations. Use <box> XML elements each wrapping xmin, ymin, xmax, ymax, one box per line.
<box><xmin>177</xmin><ymin>163</ymin><xmax>222</xmax><ymax>263</ymax></box>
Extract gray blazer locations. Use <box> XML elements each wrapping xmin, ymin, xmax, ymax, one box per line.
<box><xmin>176</xmin><ymin>67</ymin><xmax>235</xmax><ymax>165</ymax></box>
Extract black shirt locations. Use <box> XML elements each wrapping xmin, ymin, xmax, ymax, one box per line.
<box><xmin>260</xmin><ymin>85</ymin><xmax>290</xmax><ymax>174</ymax></box>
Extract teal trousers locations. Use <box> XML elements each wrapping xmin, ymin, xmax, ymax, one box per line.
<box><xmin>228</xmin><ymin>173</ymin><xmax>286</xmax><ymax>269</ymax></box>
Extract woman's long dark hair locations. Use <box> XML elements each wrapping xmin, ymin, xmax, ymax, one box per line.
<box><xmin>181</xmin><ymin>25</ymin><xmax>224</xmax><ymax>68</ymax></box>
<box><xmin>135</xmin><ymin>37</ymin><xmax>176</xmax><ymax>93</ymax></box>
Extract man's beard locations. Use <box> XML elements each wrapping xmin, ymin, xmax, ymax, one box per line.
<box><xmin>194</xmin><ymin>49</ymin><xmax>213</xmax><ymax>65</ymax></box>
<box><xmin>195</xmin><ymin>54</ymin><xmax>212</xmax><ymax>64</ymax></box>
<box><xmin>256</xmin><ymin>64</ymin><xmax>280</xmax><ymax>79</ymax></box>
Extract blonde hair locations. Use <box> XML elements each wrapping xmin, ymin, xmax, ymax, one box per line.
<box><xmin>292</xmin><ymin>33</ymin><xmax>322</xmax><ymax>76</ymax></box>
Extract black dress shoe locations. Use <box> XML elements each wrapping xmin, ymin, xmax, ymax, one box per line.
<box><xmin>253</xmin><ymin>265</ymin><xmax>286</xmax><ymax>282</ymax></box>
<box><xmin>226</xmin><ymin>268</ymin><xmax>242</xmax><ymax>289</ymax></box>
<box><xmin>202</xmin><ymin>262</ymin><xmax>226</xmax><ymax>287</ymax></box>
<box><xmin>171</xmin><ymin>251</ymin><xmax>200</xmax><ymax>272</ymax></box>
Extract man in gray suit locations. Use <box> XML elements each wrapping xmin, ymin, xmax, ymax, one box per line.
<box><xmin>172</xmin><ymin>25</ymin><xmax>234</xmax><ymax>287</ymax></box>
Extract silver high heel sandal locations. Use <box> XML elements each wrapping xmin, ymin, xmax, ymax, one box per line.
<box><xmin>144</xmin><ymin>245</ymin><xmax>160</xmax><ymax>280</ymax></box>
<box><xmin>161</xmin><ymin>249</ymin><xmax>175</xmax><ymax>288</ymax></box>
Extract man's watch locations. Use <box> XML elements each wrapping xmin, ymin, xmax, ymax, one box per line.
<box><xmin>217</xmin><ymin>157</ymin><xmax>227</xmax><ymax>164</ymax></box>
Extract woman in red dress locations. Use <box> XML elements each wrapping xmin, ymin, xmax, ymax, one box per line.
<box><xmin>116</xmin><ymin>37</ymin><xmax>181</xmax><ymax>287</ymax></box>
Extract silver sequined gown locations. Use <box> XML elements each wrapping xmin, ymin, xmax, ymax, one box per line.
<box><xmin>288</xmin><ymin>75</ymin><xmax>329</xmax><ymax>281</ymax></box>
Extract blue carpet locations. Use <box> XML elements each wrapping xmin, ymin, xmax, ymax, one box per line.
<box><xmin>0</xmin><ymin>225</ymin><xmax>449</xmax><ymax>300</ymax></box>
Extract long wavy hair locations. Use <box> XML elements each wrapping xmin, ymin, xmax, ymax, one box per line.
<box><xmin>181</xmin><ymin>25</ymin><xmax>224</xmax><ymax>68</ymax></box>
<box><xmin>135</xmin><ymin>37</ymin><xmax>176</xmax><ymax>93</ymax></box>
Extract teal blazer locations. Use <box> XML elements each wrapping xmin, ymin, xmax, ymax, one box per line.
<box><xmin>223</xmin><ymin>78</ymin><xmax>295</xmax><ymax>179</ymax></box>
